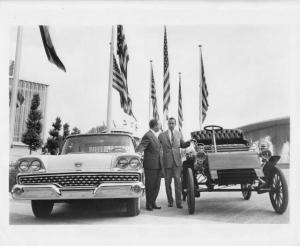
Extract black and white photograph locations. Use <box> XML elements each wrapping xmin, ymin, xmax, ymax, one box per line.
<box><xmin>1</xmin><ymin>1</ymin><xmax>299</xmax><ymax>246</ymax></box>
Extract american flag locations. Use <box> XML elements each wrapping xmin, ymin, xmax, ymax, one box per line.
<box><xmin>163</xmin><ymin>26</ymin><xmax>170</xmax><ymax>123</ymax></box>
<box><xmin>117</xmin><ymin>25</ymin><xmax>129</xmax><ymax>81</ymax></box>
<box><xmin>150</xmin><ymin>62</ymin><xmax>159</xmax><ymax>121</ymax></box>
<box><xmin>178</xmin><ymin>73</ymin><xmax>183</xmax><ymax>131</ymax></box>
<box><xmin>200</xmin><ymin>47</ymin><xmax>209</xmax><ymax>122</ymax></box>
<box><xmin>116</xmin><ymin>25</ymin><xmax>135</xmax><ymax>120</ymax></box>
<box><xmin>112</xmin><ymin>54</ymin><xmax>128</xmax><ymax>111</ymax></box>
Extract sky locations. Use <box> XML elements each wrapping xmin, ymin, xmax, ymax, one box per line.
<box><xmin>9</xmin><ymin>25</ymin><xmax>290</xmax><ymax>139</ymax></box>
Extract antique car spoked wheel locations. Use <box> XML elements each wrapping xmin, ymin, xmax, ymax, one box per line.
<box><xmin>126</xmin><ymin>198</ymin><xmax>140</xmax><ymax>217</ymax></box>
<box><xmin>31</xmin><ymin>200</ymin><xmax>54</xmax><ymax>218</ymax></box>
<box><xmin>180</xmin><ymin>172</ymin><xmax>187</xmax><ymax>201</ymax></box>
<box><xmin>186</xmin><ymin>168</ymin><xmax>195</xmax><ymax>214</ymax></box>
<box><xmin>241</xmin><ymin>184</ymin><xmax>252</xmax><ymax>200</ymax></box>
<box><xmin>269</xmin><ymin>167</ymin><xmax>288</xmax><ymax>214</ymax></box>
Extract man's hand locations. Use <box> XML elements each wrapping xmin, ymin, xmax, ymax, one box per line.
<box><xmin>190</xmin><ymin>139</ymin><xmax>197</xmax><ymax>144</ymax></box>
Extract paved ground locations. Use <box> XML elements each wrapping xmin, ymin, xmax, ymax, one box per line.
<box><xmin>9</xmin><ymin>169</ymin><xmax>289</xmax><ymax>225</ymax></box>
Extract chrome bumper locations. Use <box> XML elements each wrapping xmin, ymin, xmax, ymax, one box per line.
<box><xmin>11</xmin><ymin>182</ymin><xmax>145</xmax><ymax>200</ymax></box>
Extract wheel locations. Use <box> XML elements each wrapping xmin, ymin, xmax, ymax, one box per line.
<box><xmin>31</xmin><ymin>200</ymin><xmax>54</xmax><ymax>218</ymax></box>
<box><xmin>241</xmin><ymin>184</ymin><xmax>252</xmax><ymax>200</ymax></box>
<box><xmin>203</xmin><ymin>125</ymin><xmax>223</xmax><ymax>132</ymax></box>
<box><xmin>180</xmin><ymin>172</ymin><xmax>187</xmax><ymax>201</ymax></box>
<box><xmin>186</xmin><ymin>168</ymin><xmax>195</xmax><ymax>214</ymax></box>
<box><xmin>126</xmin><ymin>198</ymin><xmax>140</xmax><ymax>216</ymax></box>
<box><xmin>269</xmin><ymin>167</ymin><xmax>288</xmax><ymax>214</ymax></box>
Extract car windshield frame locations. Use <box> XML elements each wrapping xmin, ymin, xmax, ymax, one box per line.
<box><xmin>61</xmin><ymin>134</ymin><xmax>136</xmax><ymax>154</ymax></box>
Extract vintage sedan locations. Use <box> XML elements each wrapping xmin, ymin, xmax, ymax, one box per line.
<box><xmin>183</xmin><ymin>125</ymin><xmax>288</xmax><ymax>215</ymax></box>
<box><xmin>11</xmin><ymin>132</ymin><xmax>145</xmax><ymax>218</ymax></box>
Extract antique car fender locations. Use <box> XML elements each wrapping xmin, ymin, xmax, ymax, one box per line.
<box><xmin>262</xmin><ymin>155</ymin><xmax>281</xmax><ymax>178</ymax></box>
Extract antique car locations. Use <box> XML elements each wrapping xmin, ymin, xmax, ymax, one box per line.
<box><xmin>11</xmin><ymin>132</ymin><xmax>145</xmax><ymax>218</ymax></box>
<box><xmin>183</xmin><ymin>125</ymin><xmax>288</xmax><ymax>215</ymax></box>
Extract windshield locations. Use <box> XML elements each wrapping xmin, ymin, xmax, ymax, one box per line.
<box><xmin>61</xmin><ymin>135</ymin><xmax>135</xmax><ymax>154</ymax></box>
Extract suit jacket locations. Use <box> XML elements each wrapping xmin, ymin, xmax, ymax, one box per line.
<box><xmin>136</xmin><ymin>130</ymin><xmax>162</xmax><ymax>169</ymax></box>
<box><xmin>158</xmin><ymin>130</ymin><xmax>190</xmax><ymax>168</ymax></box>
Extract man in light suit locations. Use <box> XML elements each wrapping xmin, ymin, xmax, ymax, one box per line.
<box><xmin>158</xmin><ymin>117</ymin><xmax>191</xmax><ymax>208</ymax></box>
<box><xmin>137</xmin><ymin>119</ymin><xmax>162</xmax><ymax>211</ymax></box>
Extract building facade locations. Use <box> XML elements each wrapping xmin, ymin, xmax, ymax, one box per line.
<box><xmin>9</xmin><ymin>61</ymin><xmax>49</xmax><ymax>162</ymax></box>
<box><xmin>238</xmin><ymin>117</ymin><xmax>290</xmax><ymax>164</ymax></box>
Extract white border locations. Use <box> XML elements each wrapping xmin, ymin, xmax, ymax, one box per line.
<box><xmin>0</xmin><ymin>1</ymin><xmax>299</xmax><ymax>246</ymax></box>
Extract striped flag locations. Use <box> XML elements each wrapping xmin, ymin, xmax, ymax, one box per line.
<box><xmin>117</xmin><ymin>25</ymin><xmax>129</xmax><ymax>81</ymax></box>
<box><xmin>116</xmin><ymin>25</ymin><xmax>135</xmax><ymax>120</ymax></box>
<box><xmin>200</xmin><ymin>49</ymin><xmax>209</xmax><ymax>122</ymax></box>
<box><xmin>163</xmin><ymin>26</ymin><xmax>170</xmax><ymax>124</ymax></box>
<box><xmin>112</xmin><ymin>54</ymin><xmax>128</xmax><ymax>110</ymax></box>
<box><xmin>39</xmin><ymin>26</ymin><xmax>66</xmax><ymax>72</ymax></box>
<box><xmin>178</xmin><ymin>73</ymin><xmax>183</xmax><ymax>131</ymax></box>
<box><xmin>150</xmin><ymin>62</ymin><xmax>159</xmax><ymax>121</ymax></box>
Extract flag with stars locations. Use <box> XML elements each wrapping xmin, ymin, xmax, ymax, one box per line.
<box><xmin>163</xmin><ymin>26</ymin><xmax>170</xmax><ymax>124</ymax></box>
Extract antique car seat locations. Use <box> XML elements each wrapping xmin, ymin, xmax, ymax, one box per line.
<box><xmin>191</xmin><ymin>129</ymin><xmax>249</xmax><ymax>146</ymax></box>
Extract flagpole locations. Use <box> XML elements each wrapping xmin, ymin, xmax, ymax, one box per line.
<box><xmin>149</xmin><ymin>60</ymin><xmax>152</xmax><ymax>122</ymax></box>
<box><xmin>106</xmin><ymin>26</ymin><xmax>114</xmax><ymax>133</ymax></box>
<box><xmin>199</xmin><ymin>45</ymin><xmax>203</xmax><ymax>130</ymax></box>
<box><xmin>10</xmin><ymin>26</ymin><xmax>23</xmax><ymax>148</ymax></box>
<box><xmin>178</xmin><ymin>72</ymin><xmax>181</xmax><ymax>131</ymax></box>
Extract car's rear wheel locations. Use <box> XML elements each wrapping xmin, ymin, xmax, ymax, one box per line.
<box><xmin>241</xmin><ymin>184</ymin><xmax>252</xmax><ymax>200</ymax></box>
<box><xmin>269</xmin><ymin>167</ymin><xmax>288</xmax><ymax>214</ymax></box>
<box><xmin>126</xmin><ymin>198</ymin><xmax>140</xmax><ymax>217</ymax></box>
<box><xmin>31</xmin><ymin>200</ymin><xmax>54</xmax><ymax>218</ymax></box>
<box><xmin>186</xmin><ymin>168</ymin><xmax>195</xmax><ymax>214</ymax></box>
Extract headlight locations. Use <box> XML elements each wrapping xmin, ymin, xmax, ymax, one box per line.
<box><xmin>18</xmin><ymin>159</ymin><xmax>45</xmax><ymax>172</ymax></box>
<box><xmin>30</xmin><ymin>160</ymin><xmax>41</xmax><ymax>171</ymax></box>
<box><xmin>19</xmin><ymin>161</ymin><xmax>30</xmax><ymax>172</ymax></box>
<box><xmin>129</xmin><ymin>158</ymin><xmax>142</xmax><ymax>169</ymax></box>
<box><xmin>258</xmin><ymin>141</ymin><xmax>272</xmax><ymax>162</ymax></box>
<box><xmin>258</xmin><ymin>141</ymin><xmax>269</xmax><ymax>151</ymax></box>
<box><xmin>196</xmin><ymin>150</ymin><xmax>206</xmax><ymax>163</ymax></box>
<box><xmin>260</xmin><ymin>149</ymin><xmax>272</xmax><ymax>161</ymax></box>
<box><xmin>116</xmin><ymin>157</ymin><xmax>142</xmax><ymax>170</ymax></box>
<box><xmin>117</xmin><ymin>158</ymin><xmax>129</xmax><ymax>169</ymax></box>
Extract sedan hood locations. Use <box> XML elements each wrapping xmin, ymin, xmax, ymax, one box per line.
<box><xmin>38</xmin><ymin>153</ymin><xmax>118</xmax><ymax>172</ymax></box>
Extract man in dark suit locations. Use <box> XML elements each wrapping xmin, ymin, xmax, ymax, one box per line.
<box><xmin>137</xmin><ymin>119</ymin><xmax>162</xmax><ymax>211</ymax></box>
<box><xmin>158</xmin><ymin>117</ymin><xmax>191</xmax><ymax>208</ymax></box>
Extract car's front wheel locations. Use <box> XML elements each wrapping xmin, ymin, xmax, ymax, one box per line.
<box><xmin>187</xmin><ymin>168</ymin><xmax>195</xmax><ymax>215</ymax></box>
<box><xmin>269</xmin><ymin>167</ymin><xmax>288</xmax><ymax>214</ymax></box>
<box><xmin>31</xmin><ymin>200</ymin><xmax>54</xmax><ymax>218</ymax></box>
<box><xmin>126</xmin><ymin>198</ymin><xmax>140</xmax><ymax>217</ymax></box>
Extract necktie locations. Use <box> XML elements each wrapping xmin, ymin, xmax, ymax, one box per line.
<box><xmin>171</xmin><ymin>130</ymin><xmax>174</xmax><ymax>145</ymax></box>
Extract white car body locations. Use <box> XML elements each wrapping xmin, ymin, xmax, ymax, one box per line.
<box><xmin>11</xmin><ymin>133</ymin><xmax>145</xmax><ymax>217</ymax></box>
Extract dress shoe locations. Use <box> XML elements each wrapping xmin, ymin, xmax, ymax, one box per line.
<box><xmin>168</xmin><ymin>203</ymin><xmax>173</xmax><ymax>207</ymax></box>
<box><xmin>152</xmin><ymin>203</ymin><xmax>161</xmax><ymax>209</ymax></box>
<box><xmin>176</xmin><ymin>204</ymin><xmax>183</xmax><ymax>209</ymax></box>
<box><xmin>146</xmin><ymin>203</ymin><xmax>153</xmax><ymax>211</ymax></box>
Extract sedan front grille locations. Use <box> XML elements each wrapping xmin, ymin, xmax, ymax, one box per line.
<box><xmin>18</xmin><ymin>173</ymin><xmax>141</xmax><ymax>187</ymax></box>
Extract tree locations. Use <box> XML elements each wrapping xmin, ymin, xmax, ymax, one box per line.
<box><xmin>22</xmin><ymin>94</ymin><xmax>43</xmax><ymax>154</ymax></box>
<box><xmin>71</xmin><ymin>127</ymin><xmax>81</xmax><ymax>135</ymax></box>
<box><xmin>88</xmin><ymin>123</ymin><xmax>106</xmax><ymax>133</ymax></box>
<box><xmin>44</xmin><ymin>117</ymin><xmax>62</xmax><ymax>155</ymax></box>
<box><xmin>62</xmin><ymin>123</ymin><xmax>70</xmax><ymax>141</ymax></box>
